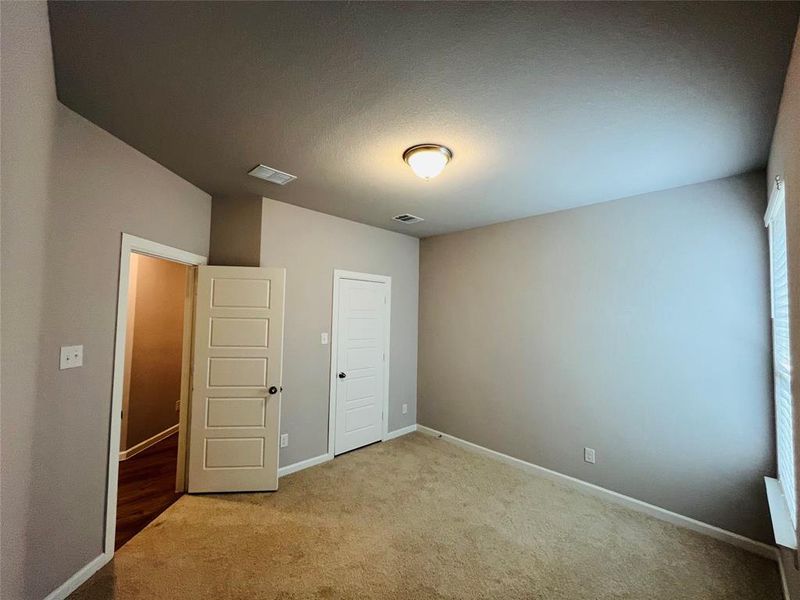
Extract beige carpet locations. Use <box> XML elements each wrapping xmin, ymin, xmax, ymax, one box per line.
<box><xmin>71</xmin><ymin>432</ymin><xmax>781</xmax><ymax>599</ymax></box>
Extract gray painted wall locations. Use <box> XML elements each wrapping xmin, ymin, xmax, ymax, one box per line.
<box><xmin>418</xmin><ymin>172</ymin><xmax>774</xmax><ymax>543</ymax></box>
<box><xmin>209</xmin><ymin>195</ymin><xmax>262</xmax><ymax>266</ymax></box>
<box><xmin>0</xmin><ymin>4</ymin><xmax>211</xmax><ymax>599</ymax></box>
<box><xmin>768</xmin><ymin>22</ymin><xmax>800</xmax><ymax>597</ymax></box>
<box><xmin>260</xmin><ymin>198</ymin><xmax>419</xmax><ymax>467</ymax></box>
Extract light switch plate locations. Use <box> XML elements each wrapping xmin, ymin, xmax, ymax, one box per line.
<box><xmin>402</xmin><ymin>403</ymin><xmax>408</xmax><ymax>415</ymax></box>
<box><xmin>321</xmin><ymin>332</ymin><xmax>329</xmax><ymax>345</ymax></box>
<box><xmin>60</xmin><ymin>345</ymin><xmax>83</xmax><ymax>370</ymax></box>
<box><xmin>280</xmin><ymin>433</ymin><xmax>289</xmax><ymax>448</ymax></box>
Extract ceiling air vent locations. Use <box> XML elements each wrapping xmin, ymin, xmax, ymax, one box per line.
<box><xmin>393</xmin><ymin>213</ymin><xmax>424</xmax><ymax>224</ymax></box>
<box><xmin>248</xmin><ymin>164</ymin><xmax>297</xmax><ymax>185</ymax></box>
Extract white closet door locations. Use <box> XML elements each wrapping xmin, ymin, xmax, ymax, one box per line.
<box><xmin>334</xmin><ymin>278</ymin><xmax>387</xmax><ymax>455</ymax></box>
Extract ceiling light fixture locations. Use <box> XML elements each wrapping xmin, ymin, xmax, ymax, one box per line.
<box><xmin>403</xmin><ymin>144</ymin><xmax>452</xmax><ymax>180</ymax></box>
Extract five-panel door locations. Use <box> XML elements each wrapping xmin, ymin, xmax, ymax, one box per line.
<box><xmin>187</xmin><ymin>266</ymin><xmax>285</xmax><ymax>493</ymax></box>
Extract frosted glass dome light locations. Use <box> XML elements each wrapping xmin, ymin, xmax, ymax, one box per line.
<box><xmin>403</xmin><ymin>144</ymin><xmax>453</xmax><ymax>180</ymax></box>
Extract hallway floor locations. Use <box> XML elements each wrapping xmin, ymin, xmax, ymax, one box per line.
<box><xmin>115</xmin><ymin>433</ymin><xmax>182</xmax><ymax>550</ymax></box>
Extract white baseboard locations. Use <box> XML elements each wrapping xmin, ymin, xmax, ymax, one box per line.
<box><xmin>119</xmin><ymin>423</ymin><xmax>178</xmax><ymax>461</ymax></box>
<box><xmin>278</xmin><ymin>426</ymin><xmax>418</xmax><ymax>478</ymax></box>
<box><xmin>49</xmin><ymin>424</ymin><xmax>777</xmax><ymax>600</ymax></box>
<box><xmin>417</xmin><ymin>424</ymin><xmax>778</xmax><ymax>561</ymax></box>
<box><xmin>278</xmin><ymin>452</ymin><xmax>333</xmax><ymax>477</ymax></box>
<box><xmin>384</xmin><ymin>424</ymin><xmax>418</xmax><ymax>440</ymax></box>
<box><xmin>48</xmin><ymin>448</ymin><xmax>331</xmax><ymax>598</ymax></box>
<box><xmin>43</xmin><ymin>552</ymin><xmax>110</xmax><ymax>600</ymax></box>
<box><xmin>778</xmin><ymin>551</ymin><xmax>792</xmax><ymax>600</ymax></box>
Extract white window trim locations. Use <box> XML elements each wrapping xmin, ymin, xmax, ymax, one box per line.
<box><xmin>764</xmin><ymin>176</ymin><xmax>797</xmax><ymax>549</ymax></box>
<box><xmin>765</xmin><ymin>477</ymin><xmax>797</xmax><ymax>548</ymax></box>
<box><xmin>764</xmin><ymin>176</ymin><xmax>787</xmax><ymax>227</ymax></box>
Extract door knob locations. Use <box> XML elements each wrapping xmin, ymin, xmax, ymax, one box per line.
<box><xmin>268</xmin><ymin>386</ymin><xmax>278</xmax><ymax>394</ymax></box>
<box><xmin>338</xmin><ymin>372</ymin><xmax>346</xmax><ymax>379</ymax></box>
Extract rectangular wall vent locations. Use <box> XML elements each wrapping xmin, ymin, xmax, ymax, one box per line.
<box><xmin>247</xmin><ymin>164</ymin><xmax>297</xmax><ymax>185</ymax></box>
<box><xmin>393</xmin><ymin>213</ymin><xmax>424</xmax><ymax>224</ymax></box>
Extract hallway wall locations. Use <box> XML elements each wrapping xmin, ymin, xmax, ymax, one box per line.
<box><xmin>122</xmin><ymin>254</ymin><xmax>188</xmax><ymax>451</ymax></box>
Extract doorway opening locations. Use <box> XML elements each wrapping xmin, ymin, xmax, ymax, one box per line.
<box><xmin>105</xmin><ymin>234</ymin><xmax>207</xmax><ymax>557</ymax></box>
<box><xmin>115</xmin><ymin>252</ymin><xmax>190</xmax><ymax>549</ymax></box>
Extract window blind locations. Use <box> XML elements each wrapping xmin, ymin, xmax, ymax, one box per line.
<box><xmin>766</xmin><ymin>179</ymin><xmax>795</xmax><ymax>528</ymax></box>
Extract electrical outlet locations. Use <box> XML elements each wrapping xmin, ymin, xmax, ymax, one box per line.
<box><xmin>584</xmin><ymin>447</ymin><xmax>596</xmax><ymax>464</ymax></box>
<box><xmin>402</xmin><ymin>403</ymin><xmax>408</xmax><ymax>415</ymax></box>
<box><xmin>59</xmin><ymin>345</ymin><xmax>83</xmax><ymax>370</ymax></box>
<box><xmin>280</xmin><ymin>433</ymin><xmax>289</xmax><ymax>448</ymax></box>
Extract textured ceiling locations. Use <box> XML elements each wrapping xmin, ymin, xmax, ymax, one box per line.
<box><xmin>48</xmin><ymin>2</ymin><xmax>799</xmax><ymax>237</ymax></box>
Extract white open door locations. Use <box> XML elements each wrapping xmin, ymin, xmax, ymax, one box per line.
<box><xmin>187</xmin><ymin>266</ymin><xmax>285</xmax><ymax>493</ymax></box>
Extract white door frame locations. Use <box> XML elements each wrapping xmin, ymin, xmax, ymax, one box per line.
<box><xmin>327</xmin><ymin>269</ymin><xmax>392</xmax><ymax>457</ymax></box>
<box><xmin>104</xmin><ymin>233</ymin><xmax>207</xmax><ymax>558</ymax></box>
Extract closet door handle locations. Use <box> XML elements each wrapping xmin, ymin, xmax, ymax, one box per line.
<box><xmin>338</xmin><ymin>372</ymin><xmax>346</xmax><ymax>379</ymax></box>
<box><xmin>268</xmin><ymin>386</ymin><xmax>278</xmax><ymax>395</ymax></box>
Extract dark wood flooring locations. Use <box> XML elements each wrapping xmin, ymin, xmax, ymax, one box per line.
<box><xmin>115</xmin><ymin>433</ymin><xmax>183</xmax><ymax>550</ymax></box>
